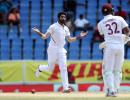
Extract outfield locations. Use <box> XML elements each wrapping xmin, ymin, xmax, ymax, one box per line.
<box><xmin>0</xmin><ymin>92</ymin><xmax>130</xmax><ymax>100</ymax></box>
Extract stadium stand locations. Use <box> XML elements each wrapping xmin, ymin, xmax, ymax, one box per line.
<box><xmin>0</xmin><ymin>25</ymin><xmax>8</xmax><ymax>39</ymax></box>
<box><xmin>0</xmin><ymin>39</ymin><xmax>10</xmax><ymax>60</ymax></box>
<box><xmin>0</xmin><ymin>0</ymin><xmax>130</xmax><ymax>60</ymax></box>
<box><xmin>11</xmin><ymin>38</ymin><xmax>22</xmax><ymax>59</ymax></box>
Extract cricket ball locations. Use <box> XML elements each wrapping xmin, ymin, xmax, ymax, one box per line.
<box><xmin>31</xmin><ymin>89</ymin><xmax>36</xmax><ymax>94</ymax></box>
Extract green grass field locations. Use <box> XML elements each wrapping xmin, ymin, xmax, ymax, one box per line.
<box><xmin>0</xmin><ymin>92</ymin><xmax>130</xmax><ymax>100</ymax></box>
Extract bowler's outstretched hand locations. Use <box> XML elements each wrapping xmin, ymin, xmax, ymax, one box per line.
<box><xmin>32</xmin><ymin>27</ymin><xmax>40</xmax><ymax>33</ymax></box>
<box><xmin>76</xmin><ymin>31</ymin><xmax>88</xmax><ymax>40</ymax></box>
<box><xmin>80</xmin><ymin>31</ymin><xmax>88</xmax><ymax>37</ymax></box>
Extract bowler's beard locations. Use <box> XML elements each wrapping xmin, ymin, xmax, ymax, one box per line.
<box><xmin>58</xmin><ymin>20</ymin><xmax>66</xmax><ymax>25</ymax></box>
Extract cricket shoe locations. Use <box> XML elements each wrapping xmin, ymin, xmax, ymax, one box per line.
<box><xmin>106</xmin><ymin>89</ymin><xmax>117</xmax><ymax>97</ymax></box>
<box><xmin>63</xmin><ymin>88</ymin><xmax>72</xmax><ymax>93</ymax></box>
<box><xmin>115</xmin><ymin>89</ymin><xmax>119</xmax><ymax>94</ymax></box>
<box><xmin>106</xmin><ymin>92</ymin><xmax>117</xmax><ymax>97</ymax></box>
<box><xmin>35</xmin><ymin>65</ymin><xmax>42</xmax><ymax>78</ymax></box>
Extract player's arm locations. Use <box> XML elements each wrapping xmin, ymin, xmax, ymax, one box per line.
<box><xmin>32</xmin><ymin>27</ymin><xmax>50</xmax><ymax>39</ymax></box>
<box><xmin>123</xmin><ymin>27</ymin><xmax>130</xmax><ymax>36</ymax></box>
<box><xmin>66</xmin><ymin>31</ymin><xmax>87</xmax><ymax>43</ymax></box>
<box><xmin>97</xmin><ymin>22</ymin><xmax>106</xmax><ymax>49</ymax></box>
<box><xmin>120</xmin><ymin>16</ymin><xmax>130</xmax><ymax>36</ymax></box>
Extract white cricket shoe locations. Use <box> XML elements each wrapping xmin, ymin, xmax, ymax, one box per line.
<box><xmin>35</xmin><ymin>65</ymin><xmax>41</xmax><ymax>78</ymax></box>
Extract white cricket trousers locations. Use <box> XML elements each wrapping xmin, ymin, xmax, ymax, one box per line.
<box><xmin>39</xmin><ymin>46</ymin><xmax>69</xmax><ymax>90</ymax></box>
<box><xmin>102</xmin><ymin>43</ymin><xmax>124</xmax><ymax>93</ymax></box>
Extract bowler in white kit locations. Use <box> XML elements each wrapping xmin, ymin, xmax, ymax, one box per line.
<box><xmin>98</xmin><ymin>3</ymin><xmax>130</xmax><ymax>97</ymax></box>
<box><xmin>32</xmin><ymin>12</ymin><xmax>87</xmax><ymax>93</ymax></box>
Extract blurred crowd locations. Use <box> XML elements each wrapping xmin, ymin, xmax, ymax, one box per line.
<box><xmin>0</xmin><ymin>0</ymin><xmax>21</xmax><ymax>35</ymax></box>
<box><xmin>0</xmin><ymin>0</ymin><xmax>130</xmax><ymax>59</ymax></box>
<box><xmin>63</xmin><ymin>0</ymin><xmax>130</xmax><ymax>59</ymax></box>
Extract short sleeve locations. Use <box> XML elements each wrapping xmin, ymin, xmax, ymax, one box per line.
<box><xmin>64</xmin><ymin>26</ymin><xmax>70</xmax><ymax>36</ymax></box>
<box><xmin>47</xmin><ymin>25</ymin><xmax>54</xmax><ymax>34</ymax></box>
<box><xmin>84</xmin><ymin>19</ymin><xmax>89</xmax><ymax>24</ymax></box>
<box><xmin>97</xmin><ymin>22</ymin><xmax>104</xmax><ymax>35</ymax></box>
<box><xmin>120</xmin><ymin>17</ymin><xmax>128</xmax><ymax>29</ymax></box>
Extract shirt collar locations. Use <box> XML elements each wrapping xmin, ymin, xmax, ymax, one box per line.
<box><xmin>57</xmin><ymin>22</ymin><xmax>65</xmax><ymax>28</ymax></box>
<box><xmin>104</xmin><ymin>14</ymin><xmax>113</xmax><ymax>18</ymax></box>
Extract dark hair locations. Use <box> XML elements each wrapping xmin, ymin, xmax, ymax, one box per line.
<box><xmin>79</xmin><ymin>14</ymin><xmax>84</xmax><ymax>19</ymax></box>
<box><xmin>57</xmin><ymin>12</ymin><xmax>67</xmax><ymax>18</ymax></box>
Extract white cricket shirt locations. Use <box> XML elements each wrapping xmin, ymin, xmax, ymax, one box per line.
<box><xmin>98</xmin><ymin>15</ymin><xmax>128</xmax><ymax>44</ymax></box>
<box><xmin>47</xmin><ymin>22</ymin><xmax>70</xmax><ymax>47</ymax></box>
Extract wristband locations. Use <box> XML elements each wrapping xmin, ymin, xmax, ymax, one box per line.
<box><xmin>76</xmin><ymin>35</ymin><xmax>82</xmax><ymax>39</ymax></box>
<box><xmin>76</xmin><ymin>34</ymin><xmax>86</xmax><ymax>40</ymax></box>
